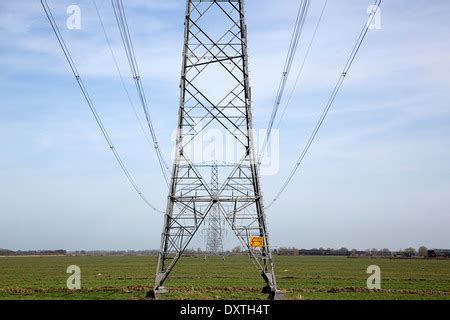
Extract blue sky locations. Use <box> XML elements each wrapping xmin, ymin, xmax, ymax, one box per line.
<box><xmin>0</xmin><ymin>0</ymin><xmax>449</xmax><ymax>251</ymax></box>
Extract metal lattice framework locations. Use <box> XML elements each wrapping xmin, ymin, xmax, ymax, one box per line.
<box><xmin>205</xmin><ymin>162</ymin><xmax>225</xmax><ymax>255</ymax></box>
<box><xmin>152</xmin><ymin>0</ymin><xmax>280</xmax><ymax>299</ymax></box>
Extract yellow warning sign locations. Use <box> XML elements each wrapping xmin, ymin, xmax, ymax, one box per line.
<box><xmin>249</xmin><ymin>236</ymin><xmax>264</xmax><ymax>248</ymax></box>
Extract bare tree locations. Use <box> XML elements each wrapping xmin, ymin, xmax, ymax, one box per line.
<box><xmin>231</xmin><ymin>246</ymin><xmax>242</xmax><ymax>254</ymax></box>
<box><xmin>418</xmin><ymin>246</ymin><xmax>428</xmax><ymax>257</ymax></box>
<box><xmin>403</xmin><ymin>247</ymin><xmax>417</xmax><ymax>257</ymax></box>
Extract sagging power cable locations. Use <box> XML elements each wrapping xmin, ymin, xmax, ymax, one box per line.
<box><xmin>41</xmin><ymin>0</ymin><xmax>164</xmax><ymax>214</ymax></box>
<box><xmin>112</xmin><ymin>0</ymin><xmax>170</xmax><ymax>187</ymax></box>
<box><xmin>267</xmin><ymin>0</ymin><xmax>382</xmax><ymax>209</ymax></box>
<box><xmin>258</xmin><ymin>0</ymin><xmax>311</xmax><ymax>165</ymax></box>
<box><xmin>93</xmin><ymin>0</ymin><xmax>157</xmax><ymax>164</ymax></box>
<box><xmin>276</xmin><ymin>0</ymin><xmax>328</xmax><ymax>129</ymax></box>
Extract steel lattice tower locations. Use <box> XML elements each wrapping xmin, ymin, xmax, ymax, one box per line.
<box><xmin>205</xmin><ymin>162</ymin><xmax>224</xmax><ymax>255</ymax></box>
<box><xmin>151</xmin><ymin>0</ymin><xmax>281</xmax><ymax>299</ymax></box>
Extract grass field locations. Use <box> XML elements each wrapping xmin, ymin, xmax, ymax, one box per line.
<box><xmin>0</xmin><ymin>255</ymin><xmax>449</xmax><ymax>300</ymax></box>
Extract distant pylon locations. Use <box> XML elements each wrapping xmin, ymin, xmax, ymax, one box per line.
<box><xmin>150</xmin><ymin>0</ymin><xmax>281</xmax><ymax>299</ymax></box>
<box><xmin>205</xmin><ymin>162</ymin><xmax>224</xmax><ymax>255</ymax></box>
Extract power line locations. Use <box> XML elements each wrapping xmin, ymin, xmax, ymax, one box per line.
<box><xmin>266</xmin><ymin>0</ymin><xmax>382</xmax><ymax>209</ymax></box>
<box><xmin>276</xmin><ymin>0</ymin><xmax>328</xmax><ymax>129</ymax></box>
<box><xmin>92</xmin><ymin>0</ymin><xmax>156</xmax><ymax>161</ymax></box>
<box><xmin>41</xmin><ymin>0</ymin><xmax>164</xmax><ymax>214</ymax></box>
<box><xmin>257</xmin><ymin>0</ymin><xmax>311</xmax><ymax>165</ymax></box>
<box><xmin>111</xmin><ymin>0</ymin><xmax>170</xmax><ymax>187</ymax></box>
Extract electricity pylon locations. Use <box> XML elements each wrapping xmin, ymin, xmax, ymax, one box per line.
<box><xmin>150</xmin><ymin>0</ymin><xmax>281</xmax><ymax>299</ymax></box>
<box><xmin>205</xmin><ymin>162</ymin><xmax>224</xmax><ymax>256</ymax></box>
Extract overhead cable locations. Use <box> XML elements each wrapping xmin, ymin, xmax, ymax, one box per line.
<box><xmin>276</xmin><ymin>0</ymin><xmax>328</xmax><ymax>129</ymax></box>
<box><xmin>267</xmin><ymin>0</ymin><xmax>382</xmax><ymax>209</ymax></box>
<box><xmin>258</xmin><ymin>0</ymin><xmax>311</xmax><ymax>165</ymax></box>
<box><xmin>112</xmin><ymin>0</ymin><xmax>170</xmax><ymax>187</ymax></box>
<box><xmin>41</xmin><ymin>0</ymin><xmax>164</xmax><ymax>214</ymax></box>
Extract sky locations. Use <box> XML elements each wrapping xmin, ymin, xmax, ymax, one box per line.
<box><xmin>0</xmin><ymin>0</ymin><xmax>449</xmax><ymax>251</ymax></box>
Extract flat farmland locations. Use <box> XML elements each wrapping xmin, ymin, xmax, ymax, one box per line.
<box><xmin>0</xmin><ymin>255</ymin><xmax>449</xmax><ymax>300</ymax></box>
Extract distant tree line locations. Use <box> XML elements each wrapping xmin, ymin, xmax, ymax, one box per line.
<box><xmin>273</xmin><ymin>246</ymin><xmax>448</xmax><ymax>258</ymax></box>
<box><xmin>0</xmin><ymin>249</ymin><xmax>66</xmax><ymax>256</ymax></box>
<box><xmin>1</xmin><ymin>246</ymin><xmax>448</xmax><ymax>258</ymax></box>
<box><xmin>68</xmin><ymin>250</ymin><xmax>160</xmax><ymax>256</ymax></box>
<box><xmin>275</xmin><ymin>247</ymin><xmax>351</xmax><ymax>256</ymax></box>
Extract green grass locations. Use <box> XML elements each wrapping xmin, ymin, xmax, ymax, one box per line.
<box><xmin>0</xmin><ymin>255</ymin><xmax>449</xmax><ymax>300</ymax></box>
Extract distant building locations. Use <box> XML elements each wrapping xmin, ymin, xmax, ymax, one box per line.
<box><xmin>427</xmin><ymin>249</ymin><xmax>450</xmax><ymax>258</ymax></box>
